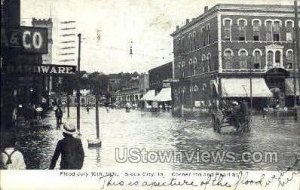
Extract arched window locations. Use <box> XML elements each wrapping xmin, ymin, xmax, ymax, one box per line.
<box><xmin>238</xmin><ymin>49</ymin><xmax>248</xmax><ymax>69</ymax></box>
<box><xmin>273</xmin><ymin>20</ymin><xmax>281</xmax><ymax>41</ymax></box>
<box><xmin>286</xmin><ymin>50</ymin><xmax>293</xmax><ymax>69</ymax></box>
<box><xmin>224</xmin><ymin>49</ymin><xmax>233</xmax><ymax>69</ymax></box>
<box><xmin>207</xmin><ymin>53</ymin><xmax>211</xmax><ymax>72</ymax></box>
<box><xmin>285</xmin><ymin>20</ymin><xmax>294</xmax><ymax>42</ymax></box>
<box><xmin>193</xmin><ymin>57</ymin><xmax>197</xmax><ymax>75</ymax></box>
<box><xmin>253</xmin><ymin>49</ymin><xmax>262</xmax><ymax>69</ymax></box>
<box><xmin>182</xmin><ymin>61</ymin><xmax>185</xmax><ymax>77</ymax></box>
<box><xmin>267</xmin><ymin>51</ymin><xmax>273</xmax><ymax>67</ymax></box>
<box><xmin>202</xmin><ymin>55</ymin><xmax>206</xmax><ymax>73</ymax></box>
<box><xmin>266</xmin><ymin>20</ymin><xmax>273</xmax><ymax>41</ymax></box>
<box><xmin>223</xmin><ymin>18</ymin><xmax>232</xmax><ymax>40</ymax></box>
<box><xmin>238</xmin><ymin>18</ymin><xmax>247</xmax><ymax>41</ymax></box>
<box><xmin>194</xmin><ymin>84</ymin><xmax>199</xmax><ymax>92</ymax></box>
<box><xmin>252</xmin><ymin>19</ymin><xmax>261</xmax><ymax>41</ymax></box>
<box><xmin>206</xmin><ymin>24</ymin><xmax>211</xmax><ymax>44</ymax></box>
<box><xmin>193</xmin><ymin>31</ymin><xmax>197</xmax><ymax>50</ymax></box>
<box><xmin>275</xmin><ymin>51</ymin><xmax>280</xmax><ymax>63</ymax></box>
<box><xmin>188</xmin><ymin>58</ymin><xmax>193</xmax><ymax>76</ymax></box>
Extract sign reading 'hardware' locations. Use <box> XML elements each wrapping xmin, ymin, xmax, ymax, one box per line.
<box><xmin>2</xmin><ymin>64</ymin><xmax>77</xmax><ymax>76</ymax></box>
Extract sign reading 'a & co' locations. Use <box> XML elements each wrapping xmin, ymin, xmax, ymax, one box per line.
<box><xmin>1</xmin><ymin>26</ymin><xmax>48</xmax><ymax>54</ymax></box>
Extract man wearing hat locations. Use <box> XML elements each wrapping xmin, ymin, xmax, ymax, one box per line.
<box><xmin>49</xmin><ymin>123</ymin><xmax>84</xmax><ymax>169</ymax></box>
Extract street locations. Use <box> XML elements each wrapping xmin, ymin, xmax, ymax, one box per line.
<box><xmin>16</xmin><ymin>108</ymin><xmax>299</xmax><ymax>170</ymax></box>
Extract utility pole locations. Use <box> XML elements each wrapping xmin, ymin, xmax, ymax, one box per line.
<box><xmin>76</xmin><ymin>33</ymin><xmax>81</xmax><ymax>134</ymax></box>
<box><xmin>294</xmin><ymin>0</ymin><xmax>300</xmax><ymax>120</ymax></box>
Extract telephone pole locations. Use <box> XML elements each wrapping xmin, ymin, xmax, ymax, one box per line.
<box><xmin>76</xmin><ymin>33</ymin><xmax>81</xmax><ymax>134</ymax></box>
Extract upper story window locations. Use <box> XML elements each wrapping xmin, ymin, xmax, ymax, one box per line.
<box><xmin>207</xmin><ymin>53</ymin><xmax>211</xmax><ymax>72</ymax></box>
<box><xmin>267</xmin><ymin>51</ymin><xmax>274</xmax><ymax>68</ymax></box>
<box><xmin>275</xmin><ymin>51</ymin><xmax>281</xmax><ymax>63</ymax></box>
<box><xmin>286</xmin><ymin>50</ymin><xmax>293</xmax><ymax>69</ymax></box>
<box><xmin>253</xmin><ymin>49</ymin><xmax>262</xmax><ymax>69</ymax></box>
<box><xmin>182</xmin><ymin>61</ymin><xmax>185</xmax><ymax>77</ymax></box>
<box><xmin>193</xmin><ymin>57</ymin><xmax>197</xmax><ymax>75</ymax></box>
<box><xmin>266</xmin><ymin>20</ymin><xmax>273</xmax><ymax>41</ymax></box>
<box><xmin>285</xmin><ymin>20</ymin><xmax>294</xmax><ymax>42</ymax></box>
<box><xmin>193</xmin><ymin>31</ymin><xmax>197</xmax><ymax>50</ymax></box>
<box><xmin>202</xmin><ymin>55</ymin><xmax>206</xmax><ymax>73</ymax></box>
<box><xmin>201</xmin><ymin>27</ymin><xmax>206</xmax><ymax>46</ymax></box>
<box><xmin>252</xmin><ymin>19</ymin><xmax>261</xmax><ymax>41</ymax></box>
<box><xmin>238</xmin><ymin>19</ymin><xmax>247</xmax><ymax>41</ymax></box>
<box><xmin>188</xmin><ymin>33</ymin><xmax>192</xmax><ymax>52</ymax></box>
<box><xmin>223</xmin><ymin>18</ymin><xmax>232</xmax><ymax>41</ymax></box>
<box><xmin>238</xmin><ymin>49</ymin><xmax>248</xmax><ymax>69</ymax></box>
<box><xmin>223</xmin><ymin>48</ymin><xmax>233</xmax><ymax>69</ymax></box>
<box><xmin>189</xmin><ymin>58</ymin><xmax>193</xmax><ymax>76</ymax></box>
<box><xmin>273</xmin><ymin>20</ymin><xmax>281</xmax><ymax>41</ymax></box>
<box><xmin>206</xmin><ymin>24</ymin><xmax>211</xmax><ymax>44</ymax></box>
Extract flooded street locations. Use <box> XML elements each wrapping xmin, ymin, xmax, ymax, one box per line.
<box><xmin>17</xmin><ymin>107</ymin><xmax>299</xmax><ymax>170</ymax></box>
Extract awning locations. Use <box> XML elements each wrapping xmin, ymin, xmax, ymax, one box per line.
<box><xmin>285</xmin><ymin>78</ymin><xmax>300</xmax><ymax>96</ymax></box>
<box><xmin>221</xmin><ymin>78</ymin><xmax>273</xmax><ymax>97</ymax></box>
<box><xmin>153</xmin><ymin>87</ymin><xmax>172</xmax><ymax>102</ymax></box>
<box><xmin>141</xmin><ymin>90</ymin><xmax>156</xmax><ymax>101</ymax></box>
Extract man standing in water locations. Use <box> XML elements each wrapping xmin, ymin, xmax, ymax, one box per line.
<box><xmin>49</xmin><ymin>123</ymin><xmax>84</xmax><ymax>169</ymax></box>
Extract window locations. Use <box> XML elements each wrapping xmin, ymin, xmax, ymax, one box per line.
<box><xmin>202</xmin><ymin>55</ymin><xmax>206</xmax><ymax>72</ymax></box>
<box><xmin>189</xmin><ymin>58</ymin><xmax>193</xmax><ymax>76</ymax></box>
<box><xmin>207</xmin><ymin>53</ymin><xmax>211</xmax><ymax>72</ymax></box>
<box><xmin>182</xmin><ymin>61</ymin><xmax>185</xmax><ymax>77</ymax></box>
<box><xmin>286</xmin><ymin>21</ymin><xmax>293</xmax><ymax>42</ymax></box>
<box><xmin>238</xmin><ymin>49</ymin><xmax>248</xmax><ymax>69</ymax></box>
<box><xmin>193</xmin><ymin>31</ymin><xmax>197</xmax><ymax>50</ymax></box>
<box><xmin>224</xmin><ymin>19</ymin><xmax>231</xmax><ymax>40</ymax></box>
<box><xmin>252</xmin><ymin>19</ymin><xmax>260</xmax><ymax>41</ymax></box>
<box><xmin>253</xmin><ymin>50</ymin><xmax>262</xmax><ymax>69</ymax></box>
<box><xmin>273</xmin><ymin>21</ymin><xmax>280</xmax><ymax>41</ymax></box>
<box><xmin>193</xmin><ymin>57</ymin><xmax>197</xmax><ymax>75</ymax></box>
<box><xmin>267</xmin><ymin>51</ymin><xmax>273</xmax><ymax>68</ymax></box>
<box><xmin>275</xmin><ymin>51</ymin><xmax>280</xmax><ymax>63</ymax></box>
<box><xmin>201</xmin><ymin>27</ymin><xmax>206</xmax><ymax>46</ymax></box>
<box><xmin>286</xmin><ymin>50</ymin><xmax>293</xmax><ymax>69</ymax></box>
<box><xmin>188</xmin><ymin>33</ymin><xmax>192</xmax><ymax>52</ymax></box>
<box><xmin>238</xmin><ymin>19</ymin><xmax>246</xmax><ymax>41</ymax></box>
<box><xmin>266</xmin><ymin>20</ymin><xmax>272</xmax><ymax>41</ymax></box>
<box><xmin>207</xmin><ymin>24</ymin><xmax>211</xmax><ymax>44</ymax></box>
<box><xmin>224</xmin><ymin>49</ymin><xmax>233</xmax><ymax>69</ymax></box>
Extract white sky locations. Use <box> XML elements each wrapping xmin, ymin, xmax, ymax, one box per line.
<box><xmin>21</xmin><ymin>0</ymin><xmax>293</xmax><ymax>74</ymax></box>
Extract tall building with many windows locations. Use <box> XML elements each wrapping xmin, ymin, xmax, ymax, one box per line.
<box><xmin>171</xmin><ymin>4</ymin><xmax>299</xmax><ymax>113</ymax></box>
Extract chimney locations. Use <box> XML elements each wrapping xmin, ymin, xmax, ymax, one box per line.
<box><xmin>176</xmin><ymin>25</ymin><xmax>179</xmax><ymax>30</ymax></box>
<box><xmin>186</xmin><ymin>19</ymin><xmax>190</xmax><ymax>24</ymax></box>
<box><xmin>204</xmin><ymin>6</ymin><xmax>208</xmax><ymax>13</ymax></box>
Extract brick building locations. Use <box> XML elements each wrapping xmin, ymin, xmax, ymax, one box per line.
<box><xmin>171</xmin><ymin>4</ymin><xmax>300</xmax><ymax>113</ymax></box>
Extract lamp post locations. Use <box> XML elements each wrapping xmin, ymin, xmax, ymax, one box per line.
<box><xmin>76</xmin><ymin>33</ymin><xmax>81</xmax><ymax>135</ymax></box>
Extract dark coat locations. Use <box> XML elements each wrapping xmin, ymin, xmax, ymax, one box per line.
<box><xmin>49</xmin><ymin>135</ymin><xmax>84</xmax><ymax>169</ymax></box>
<box><xmin>55</xmin><ymin>108</ymin><xmax>63</xmax><ymax>118</ymax></box>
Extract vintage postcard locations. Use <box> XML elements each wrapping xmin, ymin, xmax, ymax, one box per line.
<box><xmin>1</xmin><ymin>0</ymin><xmax>300</xmax><ymax>189</ymax></box>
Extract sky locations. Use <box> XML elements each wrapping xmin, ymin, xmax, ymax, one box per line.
<box><xmin>21</xmin><ymin>0</ymin><xmax>294</xmax><ymax>74</ymax></box>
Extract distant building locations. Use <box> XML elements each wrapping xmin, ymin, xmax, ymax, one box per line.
<box><xmin>148</xmin><ymin>62</ymin><xmax>173</xmax><ymax>94</ymax></box>
<box><xmin>32</xmin><ymin>18</ymin><xmax>53</xmax><ymax>93</ymax></box>
<box><xmin>171</xmin><ymin>4</ymin><xmax>300</xmax><ymax>113</ymax></box>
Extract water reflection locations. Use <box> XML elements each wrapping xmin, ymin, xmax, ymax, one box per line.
<box><xmin>16</xmin><ymin>107</ymin><xmax>299</xmax><ymax>170</ymax></box>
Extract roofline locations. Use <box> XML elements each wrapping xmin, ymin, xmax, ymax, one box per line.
<box><xmin>171</xmin><ymin>3</ymin><xmax>295</xmax><ymax>37</ymax></box>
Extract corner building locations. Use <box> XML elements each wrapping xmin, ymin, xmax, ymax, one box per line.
<box><xmin>171</xmin><ymin>4</ymin><xmax>300</xmax><ymax>112</ymax></box>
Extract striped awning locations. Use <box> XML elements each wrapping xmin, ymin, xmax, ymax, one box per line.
<box><xmin>141</xmin><ymin>90</ymin><xmax>156</xmax><ymax>101</ymax></box>
<box><xmin>153</xmin><ymin>87</ymin><xmax>172</xmax><ymax>102</ymax></box>
<box><xmin>221</xmin><ymin>78</ymin><xmax>273</xmax><ymax>97</ymax></box>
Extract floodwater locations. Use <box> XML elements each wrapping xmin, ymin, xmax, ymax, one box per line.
<box><xmin>17</xmin><ymin>107</ymin><xmax>299</xmax><ymax>170</ymax></box>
